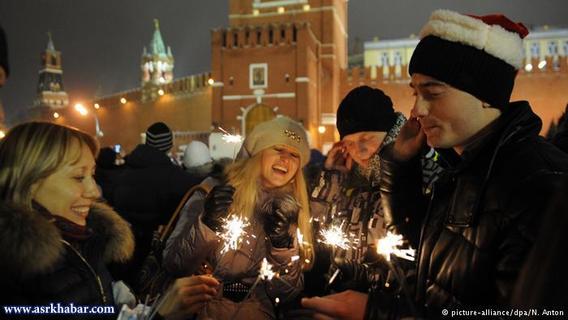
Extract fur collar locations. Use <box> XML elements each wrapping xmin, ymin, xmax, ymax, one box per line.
<box><xmin>0</xmin><ymin>201</ymin><xmax>134</xmax><ymax>277</ymax></box>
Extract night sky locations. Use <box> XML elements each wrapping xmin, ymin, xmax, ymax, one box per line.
<box><xmin>1</xmin><ymin>0</ymin><xmax>567</xmax><ymax>124</ymax></box>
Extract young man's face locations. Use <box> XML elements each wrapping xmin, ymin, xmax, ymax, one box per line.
<box><xmin>410</xmin><ymin>73</ymin><xmax>500</xmax><ymax>153</ymax></box>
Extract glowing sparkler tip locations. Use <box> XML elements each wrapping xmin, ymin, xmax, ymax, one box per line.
<box><xmin>377</xmin><ymin>231</ymin><xmax>415</xmax><ymax>261</ymax></box>
<box><xmin>319</xmin><ymin>225</ymin><xmax>351</xmax><ymax>250</ymax></box>
<box><xmin>217</xmin><ymin>215</ymin><xmax>249</xmax><ymax>254</ymax></box>
<box><xmin>259</xmin><ymin>258</ymin><xmax>276</xmax><ymax>280</ymax></box>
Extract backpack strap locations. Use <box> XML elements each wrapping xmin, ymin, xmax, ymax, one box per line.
<box><xmin>158</xmin><ymin>182</ymin><xmax>213</xmax><ymax>243</ymax></box>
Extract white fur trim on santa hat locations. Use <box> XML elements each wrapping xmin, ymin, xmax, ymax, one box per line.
<box><xmin>419</xmin><ymin>9</ymin><xmax>524</xmax><ymax>69</ymax></box>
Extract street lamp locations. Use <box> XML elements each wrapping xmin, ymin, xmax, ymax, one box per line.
<box><xmin>74</xmin><ymin>103</ymin><xmax>104</xmax><ymax>137</ymax></box>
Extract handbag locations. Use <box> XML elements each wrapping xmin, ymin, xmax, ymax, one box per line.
<box><xmin>136</xmin><ymin>182</ymin><xmax>212</xmax><ymax>300</ymax></box>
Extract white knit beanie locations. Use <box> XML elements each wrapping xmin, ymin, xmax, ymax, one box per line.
<box><xmin>183</xmin><ymin>141</ymin><xmax>213</xmax><ymax>168</ymax></box>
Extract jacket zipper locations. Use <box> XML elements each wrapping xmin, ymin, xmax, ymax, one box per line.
<box><xmin>61</xmin><ymin>240</ymin><xmax>108</xmax><ymax>304</ymax></box>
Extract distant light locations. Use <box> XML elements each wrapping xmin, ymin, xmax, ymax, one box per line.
<box><xmin>74</xmin><ymin>103</ymin><xmax>88</xmax><ymax>116</ymax></box>
<box><xmin>53</xmin><ymin>112</ymin><xmax>60</xmax><ymax>119</ymax></box>
<box><xmin>524</xmin><ymin>63</ymin><xmax>533</xmax><ymax>72</ymax></box>
<box><xmin>208</xmin><ymin>78</ymin><xmax>215</xmax><ymax>85</ymax></box>
<box><xmin>318</xmin><ymin>125</ymin><xmax>326</xmax><ymax>134</ymax></box>
<box><xmin>253</xmin><ymin>9</ymin><xmax>259</xmax><ymax>16</ymax></box>
<box><xmin>94</xmin><ymin>103</ymin><xmax>100</xmax><ymax>109</ymax></box>
<box><xmin>158</xmin><ymin>89</ymin><xmax>165</xmax><ymax>96</ymax></box>
<box><xmin>0</xmin><ymin>130</ymin><xmax>5</xmax><ymax>139</ymax></box>
<box><xmin>120</xmin><ymin>97</ymin><xmax>127</xmax><ymax>104</ymax></box>
<box><xmin>538</xmin><ymin>60</ymin><xmax>547</xmax><ymax>69</ymax></box>
<box><xmin>277</xmin><ymin>6</ymin><xmax>285</xmax><ymax>13</ymax></box>
<box><xmin>303</xmin><ymin>4</ymin><xmax>310</xmax><ymax>11</ymax></box>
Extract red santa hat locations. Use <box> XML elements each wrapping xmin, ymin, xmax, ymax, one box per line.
<box><xmin>409</xmin><ymin>9</ymin><xmax>529</xmax><ymax>108</ymax></box>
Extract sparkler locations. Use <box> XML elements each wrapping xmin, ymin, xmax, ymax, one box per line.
<box><xmin>375</xmin><ymin>231</ymin><xmax>417</xmax><ymax>316</ymax></box>
<box><xmin>318</xmin><ymin>224</ymin><xmax>352</xmax><ymax>250</ymax></box>
<box><xmin>296</xmin><ymin>229</ymin><xmax>304</xmax><ymax>248</ymax></box>
<box><xmin>217</xmin><ymin>215</ymin><xmax>249</xmax><ymax>254</ymax></box>
<box><xmin>229</xmin><ymin>258</ymin><xmax>275</xmax><ymax>320</ymax></box>
<box><xmin>376</xmin><ymin>231</ymin><xmax>415</xmax><ymax>262</ymax></box>
<box><xmin>218</xmin><ymin>126</ymin><xmax>243</xmax><ymax>160</ymax></box>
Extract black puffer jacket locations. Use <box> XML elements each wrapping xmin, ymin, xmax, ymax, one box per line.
<box><xmin>0</xmin><ymin>202</ymin><xmax>134</xmax><ymax>318</ymax></box>
<box><xmin>377</xmin><ymin>101</ymin><xmax>568</xmax><ymax>318</ymax></box>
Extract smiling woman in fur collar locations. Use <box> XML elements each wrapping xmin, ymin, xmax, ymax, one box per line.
<box><xmin>0</xmin><ymin>122</ymin><xmax>135</xmax><ymax>315</ymax></box>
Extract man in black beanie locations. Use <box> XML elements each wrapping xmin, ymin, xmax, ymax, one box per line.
<box><xmin>305</xmin><ymin>85</ymin><xmax>439</xmax><ymax>299</ymax></box>
<box><xmin>108</xmin><ymin>121</ymin><xmax>199</xmax><ymax>289</ymax></box>
<box><xmin>304</xmin><ymin>10</ymin><xmax>568</xmax><ymax>319</ymax></box>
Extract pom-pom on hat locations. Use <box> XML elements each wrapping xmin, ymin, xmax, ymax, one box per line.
<box><xmin>145</xmin><ymin>122</ymin><xmax>173</xmax><ymax>152</ymax></box>
<box><xmin>237</xmin><ymin>116</ymin><xmax>310</xmax><ymax>167</ymax></box>
<box><xmin>409</xmin><ymin>9</ymin><xmax>529</xmax><ymax>108</ymax></box>
<box><xmin>336</xmin><ymin>86</ymin><xmax>398</xmax><ymax>139</ymax></box>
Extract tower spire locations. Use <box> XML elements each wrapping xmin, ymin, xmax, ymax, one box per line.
<box><xmin>34</xmin><ymin>32</ymin><xmax>68</xmax><ymax>109</ymax></box>
<box><xmin>141</xmin><ymin>19</ymin><xmax>174</xmax><ymax>100</ymax></box>
<box><xmin>150</xmin><ymin>18</ymin><xmax>166</xmax><ymax>56</ymax></box>
<box><xmin>47</xmin><ymin>31</ymin><xmax>55</xmax><ymax>51</ymax></box>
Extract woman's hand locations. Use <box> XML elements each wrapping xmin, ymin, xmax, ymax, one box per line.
<box><xmin>262</xmin><ymin>194</ymin><xmax>299</xmax><ymax>249</ymax></box>
<box><xmin>202</xmin><ymin>185</ymin><xmax>235</xmax><ymax>231</ymax></box>
<box><xmin>158</xmin><ymin>275</ymin><xmax>220</xmax><ymax>320</ymax></box>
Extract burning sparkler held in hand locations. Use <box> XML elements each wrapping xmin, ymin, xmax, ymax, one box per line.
<box><xmin>217</xmin><ymin>215</ymin><xmax>250</xmax><ymax>255</ymax></box>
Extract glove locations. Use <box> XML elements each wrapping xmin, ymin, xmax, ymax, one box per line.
<box><xmin>328</xmin><ymin>258</ymin><xmax>382</xmax><ymax>292</ymax></box>
<box><xmin>263</xmin><ymin>194</ymin><xmax>299</xmax><ymax>248</ymax></box>
<box><xmin>202</xmin><ymin>185</ymin><xmax>235</xmax><ymax>232</ymax></box>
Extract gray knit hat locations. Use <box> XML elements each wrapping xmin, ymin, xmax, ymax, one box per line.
<box><xmin>237</xmin><ymin>116</ymin><xmax>310</xmax><ymax>166</ymax></box>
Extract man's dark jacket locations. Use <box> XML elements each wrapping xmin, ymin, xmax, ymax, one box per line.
<box><xmin>376</xmin><ymin>101</ymin><xmax>568</xmax><ymax>318</ymax></box>
<box><xmin>109</xmin><ymin>144</ymin><xmax>199</xmax><ymax>288</ymax></box>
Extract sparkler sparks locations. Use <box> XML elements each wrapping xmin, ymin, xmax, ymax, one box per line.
<box><xmin>318</xmin><ymin>224</ymin><xmax>351</xmax><ymax>249</ymax></box>
<box><xmin>259</xmin><ymin>257</ymin><xmax>276</xmax><ymax>280</ymax></box>
<box><xmin>217</xmin><ymin>215</ymin><xmax>249</xmax><ymax>254</ymax></box>
<box><xmin>218</xmin><ymin>126</ymin><xmax>243</xmax><ymax>144</ymax></box>
<box><xmin>377</xmin><ymin>231</ymin><xmax>415</xmax><ymax>261</ymax></box>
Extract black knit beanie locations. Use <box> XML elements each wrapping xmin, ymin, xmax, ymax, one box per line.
<box><xmin>145</xmin><ymin>122</ymin><xmax>173</xmax><ymax>152</ymax></box>
<box><xmin>0</xmin><ymin>24</ymin><xmax>9</xmax><ymax>77</ymax></box>
<box><xmin>408</xmin><ymin>10</ymin><xmax>529</xmax><ymax>108</ymax></box>
<box><xmin>336</xmin><ymin>86</ymin><xmax>397</xmax><ymax>139</ymax></box>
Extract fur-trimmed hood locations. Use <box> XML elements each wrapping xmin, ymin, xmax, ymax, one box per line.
<box><xmin>0</xmin><ymin>201</ymin><xmax>134</xmax><ymax>277</ymax></box>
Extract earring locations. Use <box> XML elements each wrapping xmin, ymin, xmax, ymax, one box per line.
<box><xmin>482</xmin><ymin>102</ymin><xmax>491</xmax><ymax>108</ymax></box>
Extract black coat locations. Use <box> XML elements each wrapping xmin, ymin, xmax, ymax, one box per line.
<box><xmin>108</xmin><ymin>144</ymin><xmax>199</xmax><ymax>288</ymax></box>
<box><xmin>111</xmin><ymin>144</ymin><xmax>200</xmax><ymax>230</ymax></box>
<box><xmin>378</xmin><ymin>101</ymin><xmax>568</xmax><ymax>317</ymax></box>
<box><xmin>0</xmin><ymin>202</ymin><xmax>134</xmax><ymax>318</ymax></box>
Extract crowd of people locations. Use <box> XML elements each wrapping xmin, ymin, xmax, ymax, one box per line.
<box><xmin>1</xmin><ymin>8</ymin><xmax>567</xmax><ymax>320</ymax></box>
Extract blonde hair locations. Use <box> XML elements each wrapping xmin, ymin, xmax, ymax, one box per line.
<box><xmin>0</xmin><ymin>122</ymin><xmax>99</xmax><ymax>209</ymax></box>
<box><xmin>225</xmin><ymin>151</ymin><xmax>314</xmax><ymax>270</ymax></box>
